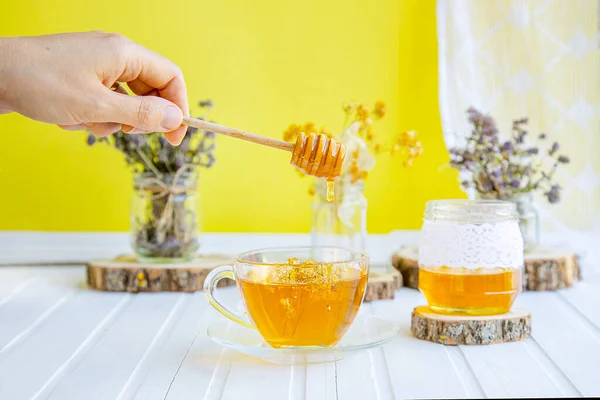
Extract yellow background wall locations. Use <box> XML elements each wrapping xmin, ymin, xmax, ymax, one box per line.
<box><xmin>0</xmin><ymin>0</ymin><xmax>463</xmax><ymax>233</ymax></box>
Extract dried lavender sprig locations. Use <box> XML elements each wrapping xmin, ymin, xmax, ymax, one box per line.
<box><xmin>449</xmin><ymin>107</ymin><xmax>569</xmax><ymax>204</ymax></box>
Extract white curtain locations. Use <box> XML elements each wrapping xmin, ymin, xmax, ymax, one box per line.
<box><xmin>437</xmin><ymin>0</ymin><xmax>600</xmax><ymax>271</ymax></box>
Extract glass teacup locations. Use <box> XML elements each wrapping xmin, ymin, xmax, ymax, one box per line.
<box><xmin>204</xmin><ymin>247</ymin><xmax>369</xmax><ymax>348</ymax></box>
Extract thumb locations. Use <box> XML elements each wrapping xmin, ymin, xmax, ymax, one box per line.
<box><xmin>98</xmin><ymin>91</ymin><xmax>183</xmax><ymax>133</ymax></box>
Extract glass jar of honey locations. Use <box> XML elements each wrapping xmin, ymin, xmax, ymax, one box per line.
<box><xmin>418</xmin><ymin>200</ymin><xmax>524</xmax><ymax>316</ymax></box>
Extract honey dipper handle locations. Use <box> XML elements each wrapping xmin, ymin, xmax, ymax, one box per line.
<box><xmin>182</xmin><ymin>116</ymin><xmax>294</xmax><ymax>152</ymax></box>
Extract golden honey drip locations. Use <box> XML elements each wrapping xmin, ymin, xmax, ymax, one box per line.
<box><xmin>240</xmin><ymin>257</ymin><xmax>367</xmax><ymax>348</ymax></box>
<box><xmin>418</xmin><ymin>266</ymin><xmax>522</xmax><ymax>316</ymax></box>
<box><xmin>326</xmin><ymin>180</ymin><xmax>334</xmax><ymax>202</ymax></box>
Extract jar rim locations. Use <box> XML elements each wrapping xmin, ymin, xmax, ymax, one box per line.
<box><xmin>424</xmin><ymin>199</ymin><xmax>518</xmax><ymax>222</ymax></box>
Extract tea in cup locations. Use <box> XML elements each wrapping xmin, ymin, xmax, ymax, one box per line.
<box><xmin>204</xmin><ymin>247</ymin><xmax>369</xmax><ymax>348</ymax></box>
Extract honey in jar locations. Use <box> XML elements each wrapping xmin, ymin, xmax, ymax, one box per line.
<box><xmin>419</xmin><ymin>266</ymin><xmax>522</xmax><ymax>315</ymax></box>
<box><xmin>418</xmin><ymin>200</ymin><xmax>524</xmax><ymax>316</ymax></box>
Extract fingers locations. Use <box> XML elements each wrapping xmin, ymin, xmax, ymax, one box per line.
<box><xmin>120</xmin><ymin>84</ymin><xmax>187</xmax><ymax>144</ymax></box>
<box><xmin>58</xmin><ymin>124</ymin><xmax>85</xmax><ymax>131</ymax></box>
<box><xmin>93</xmin><ymin>89</ymin><xmax>185</xmax><ymax>142</ymax></box>
<box><xmin>58</xmin><ymin>122</ymin><xmax>122</xmax><ymax>137</ymax></box>
<box><xmin>85</xmin><ymin>122</ymin><xmax>123</xmax><ymax>136</ymax></box>
<box><xmin>116</xmin><ymin>44</ymin><xmax>189</xmax><ymax>144</ymax></box>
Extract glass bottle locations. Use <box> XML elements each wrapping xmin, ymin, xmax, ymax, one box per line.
<box><xmin>130</xmin><ymin>170</ymin><xmax>200</xmax><ymax>263</ymax></box>
<box><xmin>311</xmin><ymin>179</ymin><xmax>367</xmax><ymax>251</ymax></box>
<box><xmin>418</xmin><ymin>200</ymin><xmax>523</xmax><ymax>315</ymax></box>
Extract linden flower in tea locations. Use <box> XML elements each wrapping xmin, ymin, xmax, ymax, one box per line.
<box><xmin>240</xmin><ymin>258</ymin><xmax>368</xmax><ymax>348</ymax></box>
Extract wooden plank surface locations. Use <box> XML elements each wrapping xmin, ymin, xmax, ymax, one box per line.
<box><xmin>0</xmin><ymin>232</ymin><xmax>598</xmax><ymax>399</ymax></box>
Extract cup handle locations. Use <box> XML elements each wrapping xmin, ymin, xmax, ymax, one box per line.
<box><xmin>203</xmin><ymin>265</ymin><xmax>255</xmax><ymax>329</ymax></box>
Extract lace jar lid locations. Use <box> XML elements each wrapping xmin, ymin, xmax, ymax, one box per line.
<box><xmin>419</xmin><ymin>200</ymin><xmax>524</xmax><ymax>270</ymax></box>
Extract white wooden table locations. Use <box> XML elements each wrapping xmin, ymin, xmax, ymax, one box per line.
<box><xmin>0</xmin><ymin>231</ymin><xmax>599</xmax><ymax>400</ymax></box>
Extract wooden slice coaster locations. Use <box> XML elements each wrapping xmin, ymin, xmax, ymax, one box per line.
<box><xmin>411</xmin><ymin>306</ymin><xmax>532</xmax><ymax>345</ymax></box>
<box><xmin>86</xmin><ymin>254</ymin><xmax>236</xmax><ymax>293</ymax></box>
<box><xmin>523</xmin><ymin>246</ymin><xmax>581</xmax><ymax>290</ymax></box>
<box><xmin>390</xmin><ymin>246</ymin><xmax>419</xmax><ymax>289</ymax></box>
<box><xmin>391</xmin><ymin>245</ymin><xmax>581</xmax><ymax>291</ymax></box>
<box><xmin>363</xmin><ymin>266</ymin><xmax>402</xmax><ymax>302</ymax></box>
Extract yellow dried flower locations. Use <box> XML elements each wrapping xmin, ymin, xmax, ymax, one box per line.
<box><xmin>390</xmin><ymin>130</ymin><xmax>423</xmax><ymax>166</ymax></box>
<box><xmin>365</xmin><ymin>126</ymin><xmax>375</xmax><ymax>142</ymax></box>
<box><xmin>319</xmin><ymin>127</ymin><xmax>333</xmax><ymax>138</ymax></box>
<box><xmin>302</xmin><ymin>122</ymin><xmax>317</xmax><ymax>134</ymax></box>
<box><xmin>355</xmin><ymin>104</ymin><xmax>370</xmax><ymax>122</ymax></box>
<box><xmin>283</xmin><ymin>123</ymin><xmax>301</xmax><ymax>142</ymax></box>
<box><xmin>373</xmin><ymin>100</ymin><xmax>386</xmax><ymax>119</ymax></box>
<box><xmin>343</xmin><ymin>102</ymin><xmax>358</xmax><ymax>115</ymax></box>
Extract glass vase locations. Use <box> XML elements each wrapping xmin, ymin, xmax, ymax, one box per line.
<box><xmin>509</xmin><ymin>192</ymin><xmax>540</xmax><ymax>252</ymax></box>
<box><xmin>311</xmin><ymin>179</ymin><xmax>367</xmax><ymax>251</ymax></box>
<box><xmin>477</xmin><ymin>192</ymin><xmax>540</xmax><ymax>252</ymax></box>
<box><xmin>130</xmin><ymin>170</ymin><xmax>200</xmax><ymax>263</ymax></box>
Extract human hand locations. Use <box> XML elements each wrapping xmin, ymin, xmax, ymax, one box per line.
<box><xmin>0</xmin><ymin>31</ymin><xmax>188</xmax><ymax>144</ymax></box>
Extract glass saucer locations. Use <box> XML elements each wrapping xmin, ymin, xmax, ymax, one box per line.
<box><xmin>207</xmin><ymin>314</ymin><xmax>400</xmax><ymax>365</ymax></box>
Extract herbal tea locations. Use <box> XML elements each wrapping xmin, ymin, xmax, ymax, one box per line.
<box><xmin>419</xmin><ymin>266</ymin><xmax>522</xmax><ymax>315</ymax></box>
<box><xmin>238</xmin><ymin>258</ymin><xmax>368</xmax><ymax>348</ymax></box>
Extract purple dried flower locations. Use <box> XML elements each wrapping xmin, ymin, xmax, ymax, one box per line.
<box><xmin>87</xmin><ymin>134</ymin><xmax>96</xmax><ymax>146</ymax></box>
<box><xmin>502</xmin><ymin>141</ymin><xmax>514</xmax><ymax>152</ymax></box>
<box><xmin>174</xmin><ymin>153</ymin><xmax>185</xmax><ymax>169</ymax></box>
<box><xmin>450</xmin><ymin>107</ymin><xmax>568</xmax><ymax>204</ymax></box>
<box><xmin>158</xmin><ymin>149</ymin><xmax>170</xmax><ymax>164</ymax></box>
<box><xmin>158</xmin><ymin>136</ymin><xmax>168</xmax><ymax>148</ymax></box>
<box><xmin>546</xmin><ymin>184</ymin><xmax>560</xmax><ymax>204</ymax></box>
<box><xmin>199</xmin><ymin>99</ymin><xmax>214</xmax><ymax>108</ymax></box>
<box><xmin>205</xmin><ymin>154</ymin><xmax>216</xmax><ymax>168</ymax></box>
<box><xmin>132</xmin><ymin>135</ymin><xmax>145</xmax><ymax>146</ymax></box>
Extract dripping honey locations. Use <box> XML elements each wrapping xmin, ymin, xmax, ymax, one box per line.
<box><xmin>419</xmin><ymin>266</ymin><xmax>522</xmax><ymax>315</ymax></box>
<box><xmin>238</xmin><ymin>258</ymin><xmax>367</xmax><ymax>348</ymax></box>
<box><xmin>326</xmin><ymin>180</ymin><xmax>334</xmax><ymax>202</ymax></box>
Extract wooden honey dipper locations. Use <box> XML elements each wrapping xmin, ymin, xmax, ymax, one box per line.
<box><xmin>182</xmin><ymin>117</ymin><xmax>346</xmax><ymax>179</ymax></box>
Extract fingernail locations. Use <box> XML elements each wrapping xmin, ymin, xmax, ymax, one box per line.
<box><xmin>162</xmin><ymin>106</ymin><xmax>182</xmax><ymax>130</ymax></box>
<box><xmin>82</xmin><ymin>122</ymin><xmax>94</xmax><ymax>128</ymax></box>
<box><xmin>122</xmin><ymin>124</ymin><xmax>134</xmax><ymax>133</ymax></box>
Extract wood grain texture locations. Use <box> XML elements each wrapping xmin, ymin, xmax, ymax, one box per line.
<box><xmin>86</xmin><ymin>254</ymin><xmax>235</xmax><ymax>293</ymax></box>
<box><xmin>390</xmin><ymin>246</ymin><xmax>419</xmax><ymax>289</ymax></box>
<box><xmin>363</xmin><ymin>268</ymin><xmax>402</xmax><ymax>302</ymax></box>
<box><xmin>411</xmin><ymin>306</ymin><xmax>532</xmax><ymax>346</ymax></box>
<box><xmin>522</xmin><ymin>247</ymin><xmax>581</xmax><ymax>290</ymax></box>
<box><xmin>1</xmin><ymin>232</ymin><xmax>600</xmax><ymax>399</ymax></box>
<box><xmin>391</xmin><ymin>245</ymin><xmax>581</xmax><ymax>291</ymax></box>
